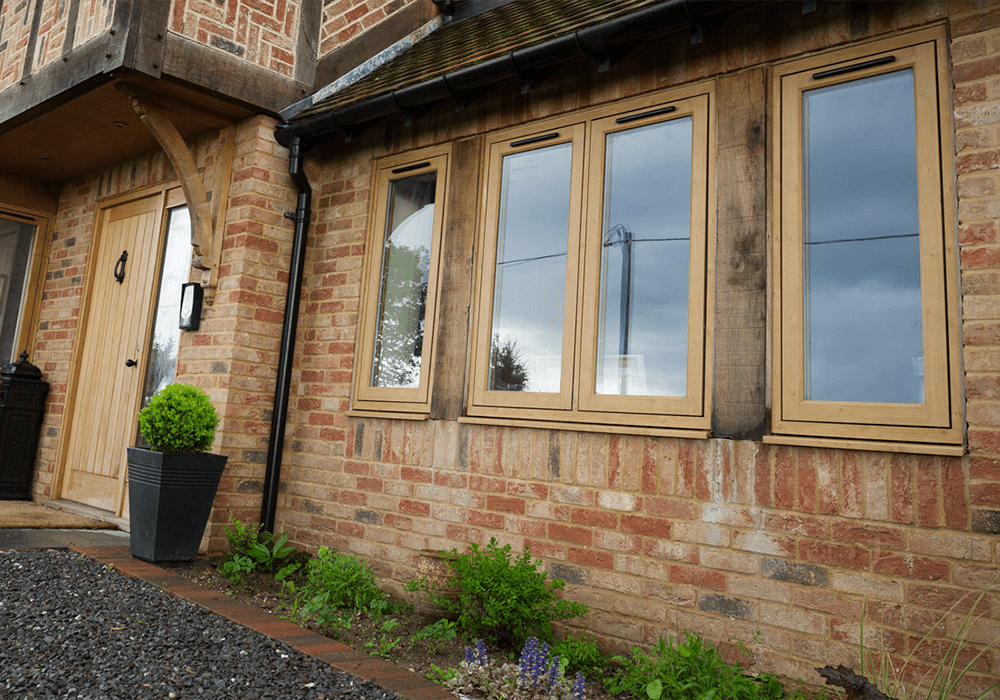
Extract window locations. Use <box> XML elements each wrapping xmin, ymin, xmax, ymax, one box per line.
<box><xmin>352</xmin><ymin>146</ymin><xmax>450</xmax><ymax>415</ymax></box>
<box><xmin>0</xmin><ymin>211</ymin><xmax>45</xmax><ymax>363</ymax></box>
<box><xmin>468</xmin><ymin>87</ymin><xmax>714</xmax><ymax>433</ymax></box>
<box><xmin>770</xmin><ymin>29</ymin><xmax>962</xmax><ymax>451</ymax></box>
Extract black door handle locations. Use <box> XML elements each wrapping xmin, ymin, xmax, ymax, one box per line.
<box><xmin>114</xmin><ymin>250</ymin><xmax>128</xmax><ymax>284</ymax></box>
<box><xmin>125</xmin><ymin>359</ymin><xmax>137</xmax><ymax>368</ymax></box>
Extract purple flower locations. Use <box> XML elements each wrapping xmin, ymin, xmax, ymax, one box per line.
<box><xmin>572</xmin><ymin>671</ymin><xmax>586</xmax><ymax>700</ymax></box>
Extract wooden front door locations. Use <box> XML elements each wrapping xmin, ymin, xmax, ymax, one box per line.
<box><xmin>60</xmin><ymin>192</ymin><xmax>167</xmax><ymax>513</ymax></box>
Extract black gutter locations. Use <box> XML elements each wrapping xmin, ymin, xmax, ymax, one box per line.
<box><xmin>260</xmin><ymin>136</ymin><xmax>311</xmax><ymax>533</ymax></box>
<box><xmin>275</xmin><ymin>0</ymin><xmax>704</xmax><ymax>148</ymax></box>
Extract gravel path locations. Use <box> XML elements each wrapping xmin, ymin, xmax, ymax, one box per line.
<box><xmin>0</xmin><ymin>550</ymin><xmax>403</xmax><ymax>700</ymax></box>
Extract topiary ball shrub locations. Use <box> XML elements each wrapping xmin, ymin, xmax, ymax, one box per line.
<box><xmin>137</xmin><ymin>383</ymin><xmax>219</xmax><ymax>453</ymax></box>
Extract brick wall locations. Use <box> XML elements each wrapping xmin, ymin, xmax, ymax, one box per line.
<box><xmin>30</xmin><ymin>116</ymin><xmax>297</xmax><ymax>552</ymax></box>
<box><xmin>276</xmin><ymin>2</ymin><xmax>1000</xmax><ymax>697</ymax></box>
<box><xmin>169</xmin><ymin>0</ymin><xmax>303</xmax><ymax>76</ymax></box>
<box><xmin>319</xmin><ymin>0</ymin><xmax>417</xmax><ymax>56</ymax></box>
<box><xmin>0</xmin><ymin>0</ymin><xmax>115</xmax><ymax>91</ymax></box>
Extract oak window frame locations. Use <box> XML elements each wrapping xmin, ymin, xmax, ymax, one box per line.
<box><xmin>769</xmin><ymin>27</ymin><xmax>963</xmax><ymax>452</ymax></box>
<box><xmin>351</xmin><ymin>146</ymin><xmax>451</xmax><ymax>416</ymax></box>
<box><xmin>467</xmin><ymin>85</ymin><xmax>715</xmax><ymax>434</ymax></box>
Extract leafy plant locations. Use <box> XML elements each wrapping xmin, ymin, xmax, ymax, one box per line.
<box><xmin>286</xmin><ymin>546</ymin><xmax>388</xmax><ymax>630</ymax></box>
<box><xmin>137</xmin><ymin>383</ymin><xmax>219</xmax><ymax>453</ymax></box>
<box><xmin>415</xmin><ymin>538</ymin><xmax>587</xmax><ymax>646</ymax></box>
<box><xmin>550</xmin><ymin>632</ymin><xmax>607</xmax><ymax>678</ymax></box>
<box><xmin>410</xmin><ymin>618</ymin><xmax>458</xmax><ymax>654</ymax></box>
<box><xmin>219</xmin><ymin>516</ymin><xmax>298</xmax><ymax>585</ymax></box>
<box><xmin>366</xmin><ymin>618</ymin><xmax>403</xmax><ymax>658</ymax></box>
<box><xmin>605</xmin><ymin>632</ymin><xmax>811</xmax><ymax>700</ymax></box>
<box><xmin>858</xmin><ymin>576</ymin><xmax>999</xmax><ymax>700</ymax></box>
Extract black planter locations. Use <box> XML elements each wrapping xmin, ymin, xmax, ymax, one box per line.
<box><xmin>126</xmin><ymin>447</ymin><xmax>227</xmax><ymax>563</ymax></box>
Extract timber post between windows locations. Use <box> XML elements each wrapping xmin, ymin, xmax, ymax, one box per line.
<box><xmin>350</xmin><ymin>145</ymin><xmax>451</xmax><ymax>416</ymax></box>
<box><xmin>466</xmin><ymin>83</ymin><xmax>716</xmax><ymax>435</ymax></box>
<box><xmin>767</xmin><ymin>25</ymin><xmax>964</xmax><ymax>454</ymax></box>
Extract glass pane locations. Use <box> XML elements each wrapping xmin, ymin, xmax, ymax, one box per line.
<box><xmin>0</xmin><ymin>216</ymin><xmax>37</xmax><ymax>363</ymax></box>
<box><xmin>802</xmin><ymin>69</ymin><xmax>923</xmax><ymax>404</ymax></box>
<box><xmin>141</xmin><ymin>206</ymin><xmax>190</xmax><ymax>407</ymax></box>
<box><xmin>597</xmin><ymin>117</ymin><xmax>692</xmax><ymax>397</ymax></box>
<box><xmin>489</xmin><ymin>143</ymin><xmax>573</xmax><ymax>393</ymax></box>
<box><xmin>371</xmin><ymin>171</ymin><xmax>436</xmax><ymax>389</ymax></box>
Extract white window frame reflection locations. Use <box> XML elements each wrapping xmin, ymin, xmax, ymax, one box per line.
<box><xmin>771</xmin><ymin>28</ymin><xmax>962</xmax><ymax>449</ymax></box>
<box><xmin>469</xmin><ymin>85</ymin><xmax>714</xmax><ymax>432</ymax></box>
<box><xmin>352</xmin><ymin>147</ymin><xmax>450</xmax><ymax>414</ymax></box>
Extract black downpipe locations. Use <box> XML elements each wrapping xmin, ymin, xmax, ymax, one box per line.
<box><xmin>260</xmin><ymin>136</ymin><xmax>311</xmax><ymax>533</ymax></box>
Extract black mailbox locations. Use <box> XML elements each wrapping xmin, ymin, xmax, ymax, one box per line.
<box><xmin>0</xmin><ymin>352</ymin><xmax>50</xmax><ymax>500</ymax></box>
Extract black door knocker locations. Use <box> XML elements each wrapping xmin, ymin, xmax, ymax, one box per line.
<box><xmin>113</xmin><ymin>250</ymin><xmax>128</xmax><ymax>284</ymax></box>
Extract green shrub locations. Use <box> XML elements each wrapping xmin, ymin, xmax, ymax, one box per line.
<box><xmin>416</xmin><ymin>538</ymin><xmax>588</xmax><ymax>647</ymax></box>
<box><xmin>286</xmin><ymin>546</ymin><xmax>389</xmax><ymax>631</ymax></box>
<box><xmin>137</xmin><ymin>383</ymin><xmax>219</xmax><ymax>453</ymax></box>
<box><xmin>605</xmin><ymin>632</ymin><xmax>814</xmax><ymax>700</ymax></box>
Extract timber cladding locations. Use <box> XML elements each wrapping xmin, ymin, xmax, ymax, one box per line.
<box><xmin>275</xmin><ymin>2</ymin><xmax>1000</xmax><ymax>696</ymax></box>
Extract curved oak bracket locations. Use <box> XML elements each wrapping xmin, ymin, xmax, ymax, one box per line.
<box><xmin>117</xmin><ymin>84</ymin><xmax>221</xmax><ymax>277</ymax></box>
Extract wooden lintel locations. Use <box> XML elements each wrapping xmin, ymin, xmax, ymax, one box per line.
<box><xmin>117</xmin><ymin>84</ymin><xmax>215</xmax><ymax>272</ymax></box>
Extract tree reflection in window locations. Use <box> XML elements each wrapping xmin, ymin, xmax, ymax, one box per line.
<box><xmin>371</xmin><ymin>172</ymin><xmax>436</xmax><ymax>388</ymax></box>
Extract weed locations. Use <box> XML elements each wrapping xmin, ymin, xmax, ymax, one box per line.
<box><xmin>426</xmin><ymin>663</ymin><xmax>456</xmax><ymax>684</ymax></box>
<box><xmin>410</xmin><ymin>618</ymin><xmax>459</xmax><ymax>654</ymax></box>
<box><xmin>221</xmin><ymin>515</ymin><xmax>297</xmax><ymax>580</ymax></box>
<box><xmin>284</xmin><ymin>546</ymin><xmax>389</xmax><ymax>632</ymax></box>
<box><xmin>413</xmin><ymin>538</ymin><xmax>588</xmax><ymax>647</ymax></box>
<box><xmin>219</xmin><ymin>553</ymin><xmax>256</xmax><ymax>586</ymax></box>
<box><xmin>605</xmin><ymin>632</ymin><xmax>811</xmax><ymax>700</ymax></box>
<box><xmin>550</xmin><ymin>632</ymin><xmax>607</xmax><ymax>678</ymax></box>
<box><xmin>366</xmin><ymin>618</ymin><xmax>403</xmax><ymax>658</ymax></box>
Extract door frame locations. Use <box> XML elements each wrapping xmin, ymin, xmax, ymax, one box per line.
<box><xmin>55</xmin><ymin>182</ymin><xmax>185</xmax><ymax>515</ymax></box>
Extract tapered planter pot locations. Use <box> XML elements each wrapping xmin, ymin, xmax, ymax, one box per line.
<box><xmin>126</xmin><ymin>447</ymin><xmax>227</xmax><ymax>563</ymax></box>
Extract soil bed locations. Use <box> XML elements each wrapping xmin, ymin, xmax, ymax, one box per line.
<box><xmin>167</xmin><ymin>555</ymin><xmax>615</xmax><ymax>700</ymax></box>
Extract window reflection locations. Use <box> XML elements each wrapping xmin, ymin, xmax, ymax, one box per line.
<box><xmin>0</xmin><ymin>216</ymin><xmax>36</xmax><ymax>363</ymax></box>
<box><xmin>371</xmin><ymin>172</ymin><xmax>436</xmax><ymax>389</ymax></box>
<box><xmin>802</xmin><ymin>69</ymin><xmax>923</xmax><ymax>404</ymax></box>
<box><xmin>597</xmin><ymin>117</ymin><xmax>692</xmax><ymax>397</ymax></box>
<box><xmin>141</xmin><ymin>206</ymin><xmax>190</xmax><ymax>408</ymax></box>
<box><xmin>489</xmin><ymin>143</ymin><xmax>573</xmax><ymax>393</ymax></box>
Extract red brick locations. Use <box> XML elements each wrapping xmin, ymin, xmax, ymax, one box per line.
<box><xmin>831</xmin><ymin>522</ymin><xmax>905</xmax><ymax>549</ymax></box>
<box><xmin>570</xmin><ymin>508</ymin><xmax>617</xmax><ymax>529</ymax></box>
<box><xmin>942</xmin><ymin>459</ymin><xmax>968</xmax><ymax>530</ymax></box>
<box><xmin>548</xmin><ymin>523</ymin><xmax>593</xmax><ymax>546</ymax></box>
<box><xmin>670</xmin><ymin>564</ymin><xmax>726</xmax><ymax>591</ymax></box>
<box><xmin>620</xmin><ymin>515</ymin><xmax>672</xmax><ymax>538</ymax></box>
<box><xmin>961</xmin><ymin>245</ymin><xmax>1000</xmax><ymax>269</ymax></box>
<box><xmin>871</xmin><ymin>552</ymin><xmax>949</xmax><ymax>581</ymax></box>
<box><xmin>953</xmin><ymin>56</ymin><xmax>1000</xmax><ymax>83</ymax></box>
<box><xmin>468</xmin><ymin>510</ymin><xmax>504</xmax><ymax>529</ymax></box>
<box><xmin>970</xmin><ymin>481</ymin><xmax>1000</xmax><ymax>506</ymax></box>
<box><xmin>889</xmin><ymin>457</ymin><xmax>913</xmax><ymax>524</ymax></box>
<box><xmin>400</xmin><ymin>466</ymin><xmax>432</xmax><ymax>483</ymax></box>
<box><xmin>799</xmin><ymin>540</ymin><xmax>867</xmax><ymax>569</ymax></box>
<box><xmin>964</xmin><ymin>321</ymin><xmax>1000</xmax><ymax>345</ymax></box>
<box><xmin>775</xmin><ymin>447</ymin><xmax>795</xmax><ymax>509</ymax></box>
<box><xmin>914</xmin><ymin>459</ymin><xmax>939</xmax><ymax>527</ymax></box>
<box><xmin>641</xmin><ymin>439</ymin><xmax>657</xmax><ymax>494</ymax></box>
<box><xmin>754</xmin><ymin>446</ymin><xmax>772</xmax><ymax>507</ymax></box>
<box><xmin>797</xmin><ymin>451</ymin><xmax>816</xmax><ymax>512</ymax></box>
<box><xmin>568</xmin><ymin>547</ymin><xmax>614</xmax><ymax>570</ymax></box>
<box><xmin>355</xmin><ymin>477</ymin><xmax>383</xmax><ymax>492</ymax></box>
<box><xmin>953</xmin><ymin>84</ymin><xmax>988</xmax><ymax>105</ymax></box>
<box><xmin>469</xmin><ymin>475</ymin><xmax>505</xmax><ymax>493</ymax></box>
<box><xmin>792</xmin><ymin>588</ymin><xmax>862</xmax><ymax>618</ymax></box>
<box><xmin>486</xmin><ymin>495</ymin><xmax>525</xmax><ymax>514</ymax></box>
<box><xmin>951</xmin><ymin>8</ymin><xmax>1000</xmax><ymax>37</ymax></box>
<box><xmin>764</xmin><ymin>513</ymin><xmax>828</xmax><ymax>538</ymax></box>
<box><xmin>399</xmin><ymin>499</ymin><xmax>430</xmax><ymax>517</ymax></box>
<box><xmin>908</xmin><ymin>583</ymin><xmax>990</xmax><ymax>615</ymax></box>
<box><xmin>644</xmin><ymin>496</ymin><xmax>697</xmax><ymax>520</ymax></box>
<box><xmin>970</xmin><ymin>456</ymin><xmax>1000</xmax><ymax>480</ymax></box>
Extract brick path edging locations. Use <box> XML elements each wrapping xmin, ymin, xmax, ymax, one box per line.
<box><xmin>72</xmin><ymin>544</ymin><xmax>454</xmax><ymax>700</ymax></box>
